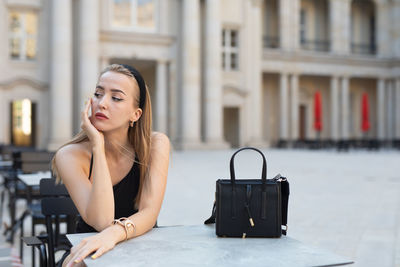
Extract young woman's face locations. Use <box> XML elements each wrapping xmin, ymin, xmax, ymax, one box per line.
<box><xmin>91</xmin><ymin>71</ymin><xmax>141</xmax><ymax>132</ymax></box>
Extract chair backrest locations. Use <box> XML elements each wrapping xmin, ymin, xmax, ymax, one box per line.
<box><xmin>39</xmin><ymin>178</ymin><xmax>69</xmax><ymax>196</ymax></box>
<box><xmin>21</xmin><ymin>162</ymin><xmax>51</xmax><ymax>173</ymax></box>
<box><xmin>40</xmin><ymin>178</ymin><xmax>78</xmax><ymax>267</ymax></box>
<box><xmin>21</xmin><ymin>151</ymin><xmax>55</xmax><ymax>162</ymax></box>
<box><xmin>41</xmin><ymin>198</ymin><xmax>78</xmax><ymax>216</ymax></box>
<box><xmin>13</xmin><ymin>151</ymin><xmax>54</xmax><ymax>173</ymax></box>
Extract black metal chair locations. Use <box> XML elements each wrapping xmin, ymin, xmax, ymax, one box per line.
<box><xmin>5</xmin><ymin>150</ymin><xmax>54</xmax><ymax>227</ymax></box>
<box><xmin>1</xmin><ymin>151</ymin><xmax>54</xmax><ymax>265</ymax></box>
<box><xmin>0</xmin><ymin>147</ymin><xmax>40</xmax><ymax>229</ymax></box>
<box><xmin>23</xmin><ymin>178</ymin><xmax>78</xmax><ymax>267</ymax></box>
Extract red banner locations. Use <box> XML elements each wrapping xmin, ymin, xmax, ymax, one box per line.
<box><xmin>361</xmin><ymin>92</ymin><xmax>370</xmax><ymax>132</ymax></box>
<box><xmin>314</xmin><ymin>91</ymin><xmax>322</xmax><ymax>131</ymax></box>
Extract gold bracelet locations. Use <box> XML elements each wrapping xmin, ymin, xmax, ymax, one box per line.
<box><xmin>112</xmin><ymin>217</ymin><xmax>135</xmax><ymax>241</ymax></box>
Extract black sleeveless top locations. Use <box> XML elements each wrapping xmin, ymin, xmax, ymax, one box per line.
<box><xmin>75</xmin><ymin>155</ymin><xmax>140</xmax><ymax>233</ymax></box>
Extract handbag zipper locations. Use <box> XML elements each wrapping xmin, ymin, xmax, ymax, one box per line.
<box><xmin>245</xmin><ymin>185</ymin><xmax>255</xmax><ymax>227</ymax></box>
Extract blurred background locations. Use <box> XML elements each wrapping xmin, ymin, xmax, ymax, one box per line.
<box><xmin>0</xmin><ymin>0</ymin><xmax>399</xmax><ymax>151</ymax></box>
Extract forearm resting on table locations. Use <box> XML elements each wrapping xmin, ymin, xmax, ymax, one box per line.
<box><xmin>108</xmin><ymin>207</ymin><xmax>159</xmax><ymax>244</ymax></box>
<box><xmin>84</xmin><ymin>147</ymin><xmax>115</xmax><ymax>231</ymax></box>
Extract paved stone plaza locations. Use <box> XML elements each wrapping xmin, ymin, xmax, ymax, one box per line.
<box><xmin>2</xmin><ymin>148</ymin><xmax>400</xmax><ymax>266</ymax></box>
<box><xmin>158</xmin><ymin>148</ymin><xmax>400</xmax><ymax>267</ymax></box>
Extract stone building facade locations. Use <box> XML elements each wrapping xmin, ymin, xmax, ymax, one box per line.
<box><xmin>0</xmin><ymin>0</ymin><xmax>399</xmax><ymax>150</ymax></box>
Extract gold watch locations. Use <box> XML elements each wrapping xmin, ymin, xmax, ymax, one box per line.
<box><xmin>112</xmin><ymin>217</ymin><xmax>135</xmax><ymax>240</ymax></box>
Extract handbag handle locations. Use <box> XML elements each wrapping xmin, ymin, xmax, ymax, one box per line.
<box><xmin>230</xmin><ymin>147</ymin><xmax>267</xmax><ymax>185</ymax></box>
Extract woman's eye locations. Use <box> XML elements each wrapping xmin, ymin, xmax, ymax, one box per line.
<box><xmin>94</xmin><ymin>92</ymin><xmax>102</xmax><ymax>98</ymax></box>
<box><xmin>112</xmin><ymin>97</ymin><xmax>123</xmax><ymax>102</ymax></box>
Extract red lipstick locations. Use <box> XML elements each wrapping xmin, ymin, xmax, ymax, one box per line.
<box><xmin>95</xmin><ymin>112</ymin><xmax>109</xmax><ymax>120</ymax></box>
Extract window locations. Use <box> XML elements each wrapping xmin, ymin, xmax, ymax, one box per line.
<box><xmin>9</xmin><ymin>11</ymin><xmax>38</xmax><ymax>60</ymax></box>
<box><xmin>300</xmin><ymin>9</ymin><xmax>306</xmax><ymax>43</ymax></box>
<box><xmin>222</xmin><ymin>29</ymin><xmax>239</xmax><ymax>71</ymax></box>
<box><xmin>111</xmin><ymin>0</ymin><xmax>156</xmax><ymax>31</ymax></box>
<box><xmin>11</xmin><ymin>99</ymin><xmax>33</xmax><ymax>146</ymax></box>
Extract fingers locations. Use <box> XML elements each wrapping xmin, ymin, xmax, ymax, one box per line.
<box><xmin>81</xmin><ymin>99</ymin><xmax>91</xmax><ymax>124</ymax></box>
<box><xmin>69</xmin><ymin>243</ymin><xmax>95</xmax><ymax>266</ymax></box>
<box><xmin>91</xmin><ymin>246</ymin><xmax>107</xmax><ymax>259</ymax></box>
<box><xmin>86</xmin><ymin>98</ymin><xmax>92</xmax><ymax>116</ymax></box>
<box><xmin>70</xmin><ymin>244</ymin><xmax>110</xmax><ymax>266</ymax></box>
<box><xmin>81</xmin><ymin>98</ymin><xmax>95</xmax><ymax>133</ymax></box>
<box><xmin>70</xmin><ymin>239</ymin><xmax>87</xmax><ymax>255</ymax></box>
<box><xmin>66</xmin><ymin>240</ymin><xmax>88</xmax><ymax>267</ymax></box>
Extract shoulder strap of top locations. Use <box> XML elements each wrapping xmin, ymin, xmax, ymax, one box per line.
<box><xmin>88</xmin><ymin>154</ymin><xmax>93</xmax><ymax>180</ymax></box>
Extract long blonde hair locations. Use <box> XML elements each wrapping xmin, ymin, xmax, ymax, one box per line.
<box><xmin>51</xmin><ymin>64</ymin><xmax>152</xmax><ymax>206</ymax></box>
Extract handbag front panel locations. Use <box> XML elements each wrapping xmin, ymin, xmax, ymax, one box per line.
<box><xmin>216</xmin><ymin>179</ymin><xmax>282</xmax><ymax>237</ymax></box>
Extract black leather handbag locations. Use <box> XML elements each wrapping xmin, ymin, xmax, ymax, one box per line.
<box><xmin>204</xmin><ymin>147</ymin><xmax>289</xmax><ymax>238</ymax></box>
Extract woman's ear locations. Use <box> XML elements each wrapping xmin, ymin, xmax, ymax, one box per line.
<box><xmin>131</xmin><ymin>108</ymin><xmax>143</xmax><ymax>122</ymax></box>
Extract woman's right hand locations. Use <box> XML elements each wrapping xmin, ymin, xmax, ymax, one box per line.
<box><xmin>81</xmin><ymin>98</ymin><xmax>104</xmax><ymax>149</ymax></box>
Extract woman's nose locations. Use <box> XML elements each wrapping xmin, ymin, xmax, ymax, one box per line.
<box><xmin>98</xmin><ymin>96</ymin><xmax>108</xmax><ymax>109</ymax></box>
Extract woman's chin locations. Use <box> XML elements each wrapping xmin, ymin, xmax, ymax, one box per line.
<box><xmin>92</xmin><ymin>123</ymin><xmax>107</xmax><ymax>132</ymax></box>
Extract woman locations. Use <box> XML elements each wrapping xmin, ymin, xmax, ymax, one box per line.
<box><xmin>52</xmin><ymin>64</ymin><xmax>170</xmax><ymax>267</ymax></box>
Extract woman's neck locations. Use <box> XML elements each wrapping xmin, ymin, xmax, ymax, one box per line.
<box><xmin>102</xmin><ymin>129</ymin><xmax>134</xmax><ymax>161</ymax></box>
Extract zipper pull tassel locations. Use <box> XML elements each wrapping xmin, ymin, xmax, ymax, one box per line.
<box><xmin>245</xmin><ymin>204</ymin><xmax>255</xmax><ymax>227</ymax></box>
<box><xmin>245</xmin><ymin>185</ymin><xmax>255</xmax><ymax>227</ymax></box>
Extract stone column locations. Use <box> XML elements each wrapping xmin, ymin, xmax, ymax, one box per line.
<box><xmin>386</xmin><ymin>80</ymin><xmax>394</xmax><ymax>140</ymax></box>
<box><xmin>330</xmin><ymin>76</ymin><xmax>339</xmax><ymax>140</ymax></box>
<box><xmin>204</xmin><ymin>0</ymin><xmax>228</xmax><ymax>148</ymax></box>
<box><xmin>48</xmin><ymin>0</ymin><xmax>73</xmax><ymax>150</ymax></box>
<box><xmin>340</xmin><ymin>77</ymin><xmax>350</xmax><ymax>139</ymax></box>
<box><xmin>279</xmin><ymin>73</ymin><xmax>289</xmax><ymax>140</ymax></box>
<box><xmin>291</xmin><ymin>0</ymin><xmax>301</xmax><ymax>50</ymax></box>
<box><xmin>155</xmin><ymin>60</ymin><xmax>168</xmax><ymax>134</ymax></box>
<box><xmin>159</xmin><ymin>0</ymin><xmax>168</xmax><ymax>35</ymax></box>
<box><xmin>290</xmin><ymin>74</ymin><xmax>299</xmax><ymax>141</ymax></box>
<box><xmin>280</xmin><ymin>0</ymin><xmax>300</xmax><ymax>50</ymax></box>
<box><xmin>393</xmin><ymin>2</ymin><xmax>400</xmax><ymax>58</ymax></box>
<box><xmin>180</xmin><ymin>0</ymin><xmax>201</xmax><ymax>148</ymax></box>
<box><xmin>377</xmin><ymin>78</ymin><xmax>386</xmax><ymax>140</ymax></box>
<box><xmin>279</xmin><ymin>0</ymin><xmax>291</xmax><ymax>50</ymax></box>
<box><xmin>395</xmin><ymin>79</ymin><xmax>400</xmax><ymax>138</ymax></box>
<box><xmin>376</xmin><ymin>2</ymin><xmax>391</xmax><ymax>57</ymax></box>
<box><xmin>248</xmin><ymin>0</ymin><xmax>265</xmax><ymax>146</ymax></box>
<box><xmin>329</xmin><ymin>0</ymin><xmax>351</xmax><ymax>54</ymax></box>
<box><xmin>78</xmin><ymin>0</ymin><xmax>99</xmax><ymax>131</ymax></box>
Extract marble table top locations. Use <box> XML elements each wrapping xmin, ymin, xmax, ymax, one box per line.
<box><xmin>17</xmin><ymin>171</ymin><xmax>51</xmax><ymax>186</ymax></box>
<box><xmin>67</xmin><ymin>224</ymin><xmax>353</xmax><ymax>267</ymax></box>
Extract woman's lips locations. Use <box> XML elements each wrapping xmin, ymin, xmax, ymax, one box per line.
<box><xmin>95</xmin><ymin>113</ymin><xmax>109</xmax><ymax>120</ymax></box>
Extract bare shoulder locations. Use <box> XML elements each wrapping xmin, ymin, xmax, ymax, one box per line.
<box><xmin>54</xmin><ymin>142</ymin><xmax>91</xmax><ymax>172</ymax></box>
<box><xmin>56</xmin><ymin>142</ymin><xmax>90</xmax><ymax>162</ymax></box>
<box><xmin>151</xmin><ymin>132</ymin><xmax>170</xmax><ymax>153</ymax></box>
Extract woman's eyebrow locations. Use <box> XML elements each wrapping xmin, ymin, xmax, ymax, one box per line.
<box><xmin>96</xmin><ymin>85</ymin><xmax>126</xmax><ymax>96</ymax></box>
<box><xmin>110</xmin><ymin>89</ymin><xmax>127</xmax><ymax>96</ymax></box>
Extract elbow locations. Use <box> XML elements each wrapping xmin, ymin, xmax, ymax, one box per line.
<box><xmin>139</xmin><ymin>206</ymin><xmax>160</xmax><ymax>229</ymax></box>
<box><xmin>84</xmin><ymin>209</ymin><xmax>114</xmax><ymax>232</ymax></box>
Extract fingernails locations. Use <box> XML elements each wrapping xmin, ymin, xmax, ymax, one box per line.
<box><xmin>74</xmin><ymin>258</ymin><xmax>81</xmax><ymax>263</ymax></box>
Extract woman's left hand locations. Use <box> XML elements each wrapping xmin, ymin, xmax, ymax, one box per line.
<box><xmin>65</xmin><ymin>227</ymin><xmax>121</xmax><ymax>267</ymax></box>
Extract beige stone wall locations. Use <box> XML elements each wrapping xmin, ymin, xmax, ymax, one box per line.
<box><xmin>0</xmin><ymin>0</ymin><xmax>399</xmax><ymax>149</ymax></box>
<box><xmin>220</xmin><ymin>0</ymin><xmax>243</xmax><ymax>25</ymax></box>
<box><xmin>0</xmin><ymin>0</ymin><xmax>51</xmax><ymax>148</ymax></box>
